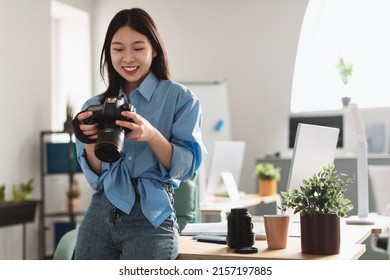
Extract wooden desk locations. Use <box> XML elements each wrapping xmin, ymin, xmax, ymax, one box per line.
<box><xmin>177</xmin><ymin>215</ymin><xmax>390</xmax><ymax>260</ymax></box>
<box><xmin>178</xmin><ymin>236</ymin><xmax>365</xmax><ymax>260</ymax></box>
<box><xmin>200</xmin><ymin>194</ymin><xmax>280</xmax><ymax>222</ymax></box>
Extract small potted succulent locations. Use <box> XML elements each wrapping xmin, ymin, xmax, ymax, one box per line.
<box><xmin>12</xmin><ymin>177</ymin><xmax>34</xmax><ymax>202</ymax></box>
<box><xmin>280</xmin><ymin>163</ymin><xmax>354</xmax><ymax>254</ymax></box>
<box><xmin>254</xmin><ymin>163</ymin><xmax>281</xmax><ymax>196</ymax></box>
<box><xmin>66</xmin><ymin>179</ymin><xmax>80</xmax><ymax>214</ymax></box>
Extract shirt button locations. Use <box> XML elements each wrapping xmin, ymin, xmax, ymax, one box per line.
<box><xmin>127</xmin><ymin>156</ymin><xmax>133</xmax><ymax>161</ymax></box>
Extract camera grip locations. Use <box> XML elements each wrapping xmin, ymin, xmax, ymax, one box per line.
<box><xmin>72</xmin><ymin>112</ymin><xmax>97</xmax><ymax>144</ymax></box>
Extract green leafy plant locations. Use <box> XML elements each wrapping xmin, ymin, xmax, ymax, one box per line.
<box><xmin>280</xmin><ymin>164</ymin><xmax>354</xmax><ymax>217</ymax></box>
<box><xmin>254</xmin><ymin>163</ymin><xmax>281</xmax><ymax>181</ymax></box>
<box><xmin>0</xmin><ymin>184</ymin><xmax>5</xmax><ymax>203</ymax></box>
<box><xmin>336</xmin><ymin>57</ymin><xmax>353</xmax><ymax>85</ymax></box>
<box><xmin>12</xmin><ymin>178</ymin><xmax>34</xmax><ymax>202</ymax></box>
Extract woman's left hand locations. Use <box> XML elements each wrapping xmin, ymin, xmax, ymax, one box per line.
<box><xmin>116</xmin><ymin>111</ymin><xmax>173</xmax><ymax>169</ymax></box>
<box><xmin>116</xmin><ymin>111</ymin><xmax>157</xmax><ymax>142</ymax></box>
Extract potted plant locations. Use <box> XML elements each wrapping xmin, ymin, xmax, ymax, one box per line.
<box><xmin>66</xmin><ymin>179</ymin><xmax>80</xmax><ymax>214</ymax></box>
<box><xmin>0</xmin><ymin>178</ymin><xmax>38</xmax><ymax>227</ymax></box>
<box><xmin>336</xmin><ymin>57</ymin><xmax>353</xmax><ymax>106</ymax></box>
<box><xmin>12</xmin><ymin>177</ymin><xmax>34</xmax><ymax>202</ymax></box>
<box><xmin>64</xmin><ymin>97</ymin><xmax>74</xmax><ymax>133</ymax></box>
<box><xmin>254</xmin><ymin>163</ymin><xmax>281</xmax><ymax>196</ymax></box>
<box><xmin>0</xmin><ymin>184</ymin><xmax>5</xmax><ymax>203</ymax></box>
<box><xmin>280</xmin><ymin>163</ymin><xmax>354</xmax><ymax>254</ymax></box>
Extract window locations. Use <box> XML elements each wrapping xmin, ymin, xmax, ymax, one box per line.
<box><xmin>51</xmin><ymin>1</ymin><xmax>91</xmax><ymax>131</ymax></box>
<box><xmin>291</xmin><ymin>0</ymin><xmax>390</xmax><ymax>113</ymax></box>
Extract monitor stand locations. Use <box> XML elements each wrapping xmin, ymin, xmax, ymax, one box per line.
<box><xmin>221</xmin><ymin>172</ymin><xmax>241</xmax><ymax>203</ymax></box>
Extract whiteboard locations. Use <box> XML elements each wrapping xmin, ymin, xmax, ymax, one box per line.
<box><xmin>181</xmin><ymin>80</ymin><xmax>232</xmax><ymax>202</ymax></box>
<box><xmin>182</xmin><ymin>80</ymin><xmax>232</xmax><ymax>168</ymax></box>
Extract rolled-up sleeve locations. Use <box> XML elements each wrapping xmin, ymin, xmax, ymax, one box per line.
<box><xmin>76</xmin><ymin>140</ymin><xmax>111</xmax><ymax>191</ymax></box>
<box><xmin>167</xmin><ymin>93</ymin><xmax>207</xmax><ymax>181</ymax></box>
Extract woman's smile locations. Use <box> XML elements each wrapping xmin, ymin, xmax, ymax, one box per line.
<box><xmin>122</xmin><ymin>66</ymin><xmax>139</xmax><ymax>75</ymax></box>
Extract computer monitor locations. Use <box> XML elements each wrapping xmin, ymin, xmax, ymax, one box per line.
<box><xmin>287</xmin><ymin>123</ymin><xmax>339</xmax><ymax>192</ymax></box>
<box><xmin>206</xmin><ymin>141</ymin><xmax>246</xmax><ymax>197</ymax></box>
<box><xmin>289</xmin><ymin>115</ymin><xmax>344</xmax><ymax>148</ymax></box>
<box><xmin>285</xmin><ymin>124</ymin><xmax>339</xmax><ymax>224</ymax></box>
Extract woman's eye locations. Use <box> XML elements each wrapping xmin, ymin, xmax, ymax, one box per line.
<box><xmin>113</xmin><ymin>48</ymin><xmax>123</xmax><ymax>52</ymax></box>
<box><xmin>134</xmin><ymin>48</ymin><xmax>144</xmax><ymax>51</ymax></box>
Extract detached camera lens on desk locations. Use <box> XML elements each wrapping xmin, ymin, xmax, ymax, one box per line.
<box><xmin>226</xmin><ymin>207</ymin><xmax>258</xmax><ymax>253</ymax></box>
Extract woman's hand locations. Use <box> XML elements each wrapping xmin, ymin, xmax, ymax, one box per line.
<box><xmin>116</xmin><ymin>111</ymin><xmax>173</xmax><ymax>169</ymax></box>
<box><xmin>76</xmin><ymin>111</ymin><xmax>99</xmax><ymax>141</ymax></box>
<box><xmin>75</xmin><ymin>111</ymin><xmax>102</xmax><ymax>174</ymax></box>
<box><xmin>116</xmin><ymin>111</ymin><xmax>157</xmax><ymax>142</ymax></box>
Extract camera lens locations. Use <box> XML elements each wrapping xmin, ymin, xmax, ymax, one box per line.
<box><xmin>94</xmin><ymin>127</ymin><xmax>125</xmax><ymax>162</ymax></box>
<box><xmin>226</xmin><ymin>207</ymin><xmax>255</xmax><ymax>249</ymax></box>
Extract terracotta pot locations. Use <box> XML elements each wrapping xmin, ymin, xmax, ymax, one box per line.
<box><xmin>67</xmin><ymin>198</ymin><xmax>79</xmax><ymax>214</ymax></box>
<box><xmin>258</xmin><ymin>179</ymin><xmax>277</xmax><ymax>196</ymax></box>
<box><xmin>300</xmin><ymin>213</ymin><xmax>340</xmax><ymax>255</ymax></box>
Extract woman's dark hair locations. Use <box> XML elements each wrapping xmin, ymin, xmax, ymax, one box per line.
<box><xmin>100</xmin><ymin>8</ymin><xmax>170</xmax><ymax>98</ymax></box>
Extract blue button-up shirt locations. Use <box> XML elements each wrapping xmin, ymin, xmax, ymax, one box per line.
<box><xmin>75</xmin><ymin>72</ymin><xmax>207</xmax><ymax>227</ymax></box>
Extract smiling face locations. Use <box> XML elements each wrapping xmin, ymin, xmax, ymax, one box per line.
<box><xmin>110</xmin><ymin>26</ymin><xmax>156</xmax><ymax>94</ymax></box>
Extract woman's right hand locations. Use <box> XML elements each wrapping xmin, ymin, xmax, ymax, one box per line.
<box><xmin>75</xmin><ymin>111</ymin><xmax>102</xmax><ymax>175</ymax></box>
<box><xmin>76</xmin><ymin>111</ymin><xmax>99</xmax><ymax>141</ymax></box>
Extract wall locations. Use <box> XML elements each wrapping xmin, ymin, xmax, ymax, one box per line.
<box><xmin>0</xmin><ymin>0</ymin><xmax>93</xmax><ymax>260</ymax></box>
<box><xmin>0</xmin><ymin>0</ymin><xmax>51</xmax><ymax>259</ymax></box>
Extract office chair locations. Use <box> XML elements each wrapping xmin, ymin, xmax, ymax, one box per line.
<box><xmin>52</xmin><ymin>174</ymin><xmax>200</xmax><ymax>259</ymax></box>
<box><xmin>172</xmin><ymin>173</ymin><xmax>200</xmax><ymax>231</ymax></box>
<box><xmin>52</xmin><ymin>228</ymin><xmax>77</xmax><ymax>260</ymax></box>
<box><xmin>368</xmin><ymin>165</ymin><xmax>390</xmax><ymax>259</ymax></box>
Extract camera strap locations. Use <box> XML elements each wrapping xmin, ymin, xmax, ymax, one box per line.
<box><xmin>72</xmin><ymin>112</ymin><xmax>97</xmax><ymax>144</ymax></box>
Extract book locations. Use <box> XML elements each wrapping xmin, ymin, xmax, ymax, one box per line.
<box><xmin>181</xmin><ymin>222</ymin><xmax>266</xmax><ymax>240</ymax></box>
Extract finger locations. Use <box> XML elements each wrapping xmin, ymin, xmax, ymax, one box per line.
<box><xmin>81</xmin><ymin>128</ymin><xmax>99</xmax><ymax>140</ymax></box>
<box><xmin>115</xmin><ymin>119</ymin><xmax>134</xmax><ymax>129</ymax></box>
<box><xmin>77</xmin><ymin>111</ymin><xmax>93</xmax><ymax>122</ymax></box>
<box><xmin>121</xmin><ymin>111</ymin><xmax>138</xmax><ymax>122</ymax></box>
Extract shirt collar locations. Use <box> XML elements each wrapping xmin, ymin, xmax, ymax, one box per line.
<box><xmin>118</xmin><ymin>72</ymin><xmax>159</xmax><ymax>102</ymax></box>
<box><xmin>134</xmin><ymin>72</ymin><xmax>159</xmax><ymax>102</ymax></box>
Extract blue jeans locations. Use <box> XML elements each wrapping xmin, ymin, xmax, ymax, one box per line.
<box><xmin>74</xmin><ymin>187</ymin><xmax>179</xmax><ymax>260</ymax></box>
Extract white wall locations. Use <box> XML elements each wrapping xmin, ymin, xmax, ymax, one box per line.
<box><xmin>0</xmin><ymin>0</ymin><xmax>93</xmax><ymax>260</ymax></box>
<box><xmin>0</xmin><ymin>0</ymin><xmax>308</xmax><ymax>259</ymax></box>
<box><xmin>0</xmin><ymin>0</ymin><xmax>52</xmax><ymax>259</ymax></box>
<box><xmin>91</xmin><ymin>0</ymin><xmax>309</xmax><ymax>194</ymax></box>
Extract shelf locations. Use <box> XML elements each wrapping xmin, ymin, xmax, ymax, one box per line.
<box><xmin>39</xmin><ymin>130</ymin><xmax>83</xmax><ymax>259</ymax></box>
<box><xmin>0</xmin><ymin>200</ymin><xmax>39</xmax><ymax>227</ymax></box>
<box><xmin>44</xmin><ymin>211</ymin><xmax>85</xmax><ymax>218</ymax></box>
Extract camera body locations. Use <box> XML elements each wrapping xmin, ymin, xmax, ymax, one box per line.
<box><xmin>84</xmin><ymin>97</ymin><xmax>135</xmax><ymax>163</ymax></box>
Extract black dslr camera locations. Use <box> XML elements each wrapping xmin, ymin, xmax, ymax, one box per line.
<box><xmin>84</xmin><ymin>97</ymin><xmax>135</xmax><ymax>163</ymax></box>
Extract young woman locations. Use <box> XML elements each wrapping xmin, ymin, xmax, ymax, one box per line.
<box><xmin>72</xmin><ymin>8</ymin><xmax>206</xmax><ymax>260</ymax></box>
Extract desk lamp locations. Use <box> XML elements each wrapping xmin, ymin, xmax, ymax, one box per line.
<box><xmin>346</xmin><ymin>104</ymin><xmax>375</xmax><ymax>225</ymax></box>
